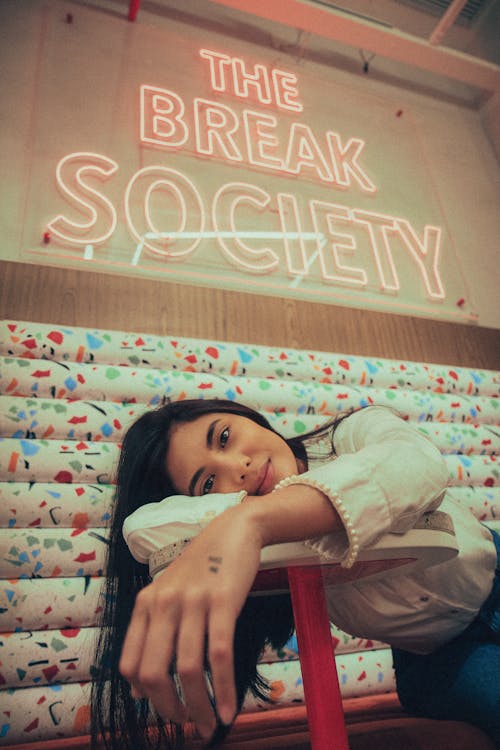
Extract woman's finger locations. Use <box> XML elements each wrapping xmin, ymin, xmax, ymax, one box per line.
<box><xmin>136</xmin><ymin>593</ymin><xmax>187</xmax><ymax>724</ymax></box>
<box><xmin>120</xmin><ymin>585</ymin><xmax>186</xmax><ymax>724</ymax></box>
<box><xmin>119</xmin><ymin>589</ymin><xmax>150</xmax><ymax>690</ymax></box>
<box><xmin>207</xmin><ymin>601</ymin><xmax>238</xmax><ymax>726</ymax></box>
<box><xmin>176</xmin><ymin>596</ymin><xmax>216</xmax><ymax>740</ymax></box>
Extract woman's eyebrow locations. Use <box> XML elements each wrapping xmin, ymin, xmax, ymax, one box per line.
<box><xmin>206</xmin><ymin>419</ymin><xmax>219</xmax><ymax>449</ymax></box>
<box><xmin>188</xmin><ymin>419</ymin><xmax>220</xmax><ymax>495</ymax></box>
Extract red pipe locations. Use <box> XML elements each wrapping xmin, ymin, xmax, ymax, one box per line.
<box><xmin>128</xmin><ymin>0</ymin><xmax>140</xmax><ymax>21</ymax></box>
<box><xmin>288</xmin><ymin>566</ymin><xmax>349</xmax><ymax>750</ymax></box>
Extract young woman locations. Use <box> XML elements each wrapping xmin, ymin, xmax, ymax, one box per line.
<box><xmin>91</xmin><ymin>399</ymin><xmax>499</xmax><ymax>749</ymax></box>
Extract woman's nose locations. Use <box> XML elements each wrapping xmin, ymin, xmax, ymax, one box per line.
<box><xmin>233</xmin><ymin>454</ymin><xmax>251</xmax><ymax>479</ymax></box>
<box><xmin>219</xmin><ymin>454</ymin><xmax>250</xmax><ymax>486</ymax></box>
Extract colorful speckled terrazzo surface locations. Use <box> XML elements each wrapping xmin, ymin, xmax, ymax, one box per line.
<box><xmin>0</xmin><ymin>320</ymin><xmax>498</xmax><ymax>745</ymax></box>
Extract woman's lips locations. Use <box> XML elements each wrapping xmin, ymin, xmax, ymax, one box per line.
<box><xmin>256</xmin><ymin>460</ymin><xmax>274</xmax><ymax>495</ymax></box>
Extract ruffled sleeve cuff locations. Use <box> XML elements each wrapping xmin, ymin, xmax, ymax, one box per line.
<box><xmin>123</xmin><ymin>490</ymin><xmax>247</xmax><ymax>564</ymax></box>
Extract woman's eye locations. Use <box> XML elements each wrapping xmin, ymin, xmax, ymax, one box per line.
<box><xmin>220</xmin><ymin>427</ymin><xmax>230</xmax><ymax>447</ymax></box>
<box><xmin>202</xmin><ymin>475</ymin><xmax>215</xmax><ymax>495</ymax></box>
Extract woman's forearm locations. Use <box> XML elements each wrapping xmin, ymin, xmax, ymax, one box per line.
<box><xmin>241</xmin><ymin>483</ymin><xmax>343</xmax><ymax>548</ymax></box>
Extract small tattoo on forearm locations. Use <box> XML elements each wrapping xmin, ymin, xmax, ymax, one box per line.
<box><xmin>208</xmin><ymin>555</ymin><xmax>223</xmax><ymax>573</ymax></box>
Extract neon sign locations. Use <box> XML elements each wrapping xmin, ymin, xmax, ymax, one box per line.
<box><xmin>199</xmin><ymin>49</ymin><xmax>303</xmax><ymax>111</ymax></box>
<box><xmin>47</xmin><ymin>153</ymin><xmax>118</xmax><ymax>246</ymax></box>
<box><xmin>141</xmin><ymin>85</ymin><xmax>376</xmax><ymax>191</ymax></box>
<box><xmin>41</xmin><ymin>48</ymin><xmax>449</xmax><ymax>304</ymax></box>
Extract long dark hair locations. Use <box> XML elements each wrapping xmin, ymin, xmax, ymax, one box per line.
<box><xmin>91</xmin><ymin>399</ymin><xmax>343</xmax><ymax>750</ymax></box>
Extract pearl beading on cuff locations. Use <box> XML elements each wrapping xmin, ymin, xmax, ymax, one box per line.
<box><xmin>276</xmin><ymin>475</ymin><xmax>360</xmax><ymax>569</ymax></box>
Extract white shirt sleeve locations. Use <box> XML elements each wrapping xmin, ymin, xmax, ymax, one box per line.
<box><xmin>122</xmin><ymin>490</ymin><xmax>247</xmax><ymax>563</ymax></box>
<box><xmin>122</xmin><ymin>407</ymin><xmax>449</xmax><ymax>571</ymax></box>
<box><xmin>276</xmin><ymin>406</ymin><xmax>449</xmax><ymax>568</ymax></box>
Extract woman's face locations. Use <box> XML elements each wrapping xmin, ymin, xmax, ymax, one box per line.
<box><xmin>165</xmin><ymin>412</ymin><xmax>300</xmax><ymax>497</ymax></box>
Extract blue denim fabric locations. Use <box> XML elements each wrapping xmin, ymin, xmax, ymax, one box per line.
<box><xmin>477</xmin><ymin>528</ymin><xmax>500</xmax><ymax>633</ymax></box>
<box><xmin>393</xmin><ymin>529</ymin><xmax>500</xmax><ymax>746</ymax></box>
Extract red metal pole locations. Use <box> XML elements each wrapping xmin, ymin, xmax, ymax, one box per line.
<box><xmin>288</xmin><ymin>566</ymin><xmax>349</xmax><ymax>750</ymax></box>
<box><xmin>128</xmin><ymin>0</ymin><xmax>140</xmax><ymax>22</ymax></box>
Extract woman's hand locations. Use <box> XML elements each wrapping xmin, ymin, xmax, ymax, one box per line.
<box><xmin>119</xmin><ymin>483</ymin><xmax>339</xmax><ymax>740</ymax></box>
<box><xmin>119</xmin><ymin>503</ymin><xmax>263</xmax><ymax>741</ymax></box>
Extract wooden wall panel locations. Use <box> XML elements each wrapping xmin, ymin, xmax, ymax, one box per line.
<box><xmin>1</xmin><ymin>261</ymin><xmax>499</xmax><ymax>369</ymax></box>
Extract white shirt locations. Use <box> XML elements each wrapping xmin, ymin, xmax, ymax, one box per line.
<box><xmin>123</xmin><ymin>406</ymin><xmax>497</xmax><ymax>655</ymax></box>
